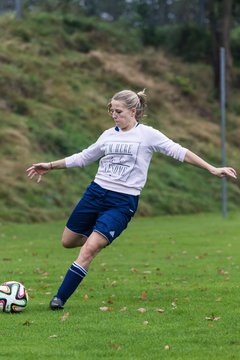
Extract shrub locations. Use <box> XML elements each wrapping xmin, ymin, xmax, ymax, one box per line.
<box><xmin>62</xmin><ymin>14</ymin><xmax>96</xmax><ymax>33</ymax></box>
<box><xmin>141</xmin><ymin>23</ymin><xmax>212</xmax><ymax>62</ymax></box>
<box><xmin>168</xmin><ymin>75</ymin><xmax>195</xmax><ymax>95</ymax></box>
<box><xmin>231</xmin><ymin>26</ymin><xmax>240</xmax><ymax>66</ymax></box>
<box><xmin>71</xmin><ymin>33</ymin><xmax>92</xmax><ymax>53</ymax></box>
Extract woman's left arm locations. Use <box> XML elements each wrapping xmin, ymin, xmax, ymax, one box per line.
<box><xmin>184</xmin><ymin>150</ymin><xmax>237</xmax><ymax>179</ymax></box>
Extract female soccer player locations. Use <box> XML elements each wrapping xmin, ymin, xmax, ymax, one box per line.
<box><xmin>26</xmin><ymin>89</ymin><xmax>237</xmax><ymax>310</ymax></box>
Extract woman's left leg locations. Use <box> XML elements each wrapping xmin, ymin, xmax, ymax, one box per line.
<box><xmin>75</xmin><ymin>231</ymin><xmax>108</xmax><ymax>270</ymax></box>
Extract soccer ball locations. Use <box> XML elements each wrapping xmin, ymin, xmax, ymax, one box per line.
<box><xmin>0</xmin><ymin>281</ymin><xmax>29</xmax><ymax>313</ymax></box>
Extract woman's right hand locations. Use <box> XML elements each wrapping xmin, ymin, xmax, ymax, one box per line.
<box><xmin>26</xmin><ymin>162</ymin><xmax>51</xmax><ymax>183</ymax></box>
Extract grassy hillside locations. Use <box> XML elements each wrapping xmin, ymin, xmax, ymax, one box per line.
<box><xmin>0</xmin><ymin>12</ymin><xmax>239</xmax><ymax>222</ymax></box>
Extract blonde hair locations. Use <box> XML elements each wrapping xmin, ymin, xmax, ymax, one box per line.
<box><xmin>108</xmin><ymin>89</ymin><xmax>147</xmax><ymax>122</ymax></box>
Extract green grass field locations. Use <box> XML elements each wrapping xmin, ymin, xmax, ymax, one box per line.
<box><xmin>0</xmin><ymin>213</ymin><xmax>240</xmax><ymax>360</ymax></box>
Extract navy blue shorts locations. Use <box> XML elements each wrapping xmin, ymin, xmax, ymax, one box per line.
<box><xmin>66</xmin><ymin>182</ymin><xmax>139</xmax><ymax>244</ymax></box>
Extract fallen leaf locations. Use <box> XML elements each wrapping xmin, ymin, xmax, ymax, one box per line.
<box><xmin>155</xmin><ymin>308</ymin><xmax>165</xmax><ymax>313</ymax></box>
<box><xmin>111</xmin><ymin>281</ymin><xmax>117</xmax><ymax>287</ymax></box>
<box><xmin>83</xmin><ymin>294</ymin><xmax>89</xmax><ymax>301</ymax></box>
<box><xmin>23</xmin><ymin>320</ymin><xmax>34</xmax><ymax>326</ymax></box>
<box><xmin>171</xmin><ymin>301</ymin><xmax>177</xmax><ymax>309</ymax></box>
<box><xmin>199</xmin><ymin>287</ymin><xmax>208</xmax><ymax>292</ymax></box>
<box><xmin>60</xmin><ymin>312</ymin><xmax>70</xmax><ymax>321</ymax></box>
<box><xmin>143</xmin><ymin>321</ymin><xmax>149</xmax><ymax>325</ymax></box>
<box><xmin>205</xmin><ymin>314</ymin><xmax>221</xmax><ymax>321</ymax></box>
<box><xmin>120</xmin><ymin>307</ymin><xmax>127</xmax><ymax>312</ymax></box>
<box><xmin>48</xmin><ymin>334</ymin><xmax>58</xmax><ymax>339</ymax></box>
<box><xmin>217</xmin><ymin>268</ymin><xmax>228</xmax><ymax>275</ymax></box>
<box><xmin>140</xmin><ymin>291</ymin><xmax>148</xmax><ymax>300</ymax></box>
<box><xmin>35</xmin><ymin>268</ymin><xmax>48</xmax><ymax>276</ymax></box>
<box><xmin>195</xmin><ymin>253</ymin><xmax>208</xmax><ymax>260</ymax></box>
<box><xmin>137</xmin><ymin>308</ymin><xmax>147</xmax><ymax>313</ymax></box>
<box><xmin>164</xmin><ymin>345</ymin><xmax>170</xmax><ymax>350</ymax></box>
<box><xmin>111</xmin><ymin>342</ymin><xmax>122</xmax><ymax>350</ymax></box>
<box><xmin>99</xmin><ymin>307</ymin><xmax>114</xmax><ymax>311</ymax></box>
<box><xmin>131</xmin><ymin>267</ymin><xmax>139</xmax><ymax>273</ymax></box>
<box><xmin>100</xmin><ymin>263</ymin><xmax>107</xmax><ymax>272</ymax></box>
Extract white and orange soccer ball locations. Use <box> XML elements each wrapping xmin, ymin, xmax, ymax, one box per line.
<box><xmin>0</xmin><ymin>281</ymin><xmax>29</xmax><ymax>313</ymax></box>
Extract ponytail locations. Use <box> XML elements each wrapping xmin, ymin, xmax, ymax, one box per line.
<box><xmin>109</xmin><ymin>89</ymin><xmax>147</xmax><ymax>122</ymax></box>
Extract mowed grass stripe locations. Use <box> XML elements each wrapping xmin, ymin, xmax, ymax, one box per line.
<box><xmin>0</xmin><ymin>213</ymin><xmax>239</xmax><ymax>359</ymax></box>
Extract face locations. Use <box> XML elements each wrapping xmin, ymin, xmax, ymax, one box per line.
<box><xmin>109</xmin><ymin>100</ymin><xmax>137</xmax><ymax>131</ymax></box>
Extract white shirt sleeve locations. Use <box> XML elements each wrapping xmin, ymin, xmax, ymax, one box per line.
<box><xmin>148</xmin><ymin>127</ymin><xmax>188</xmax><ymax>162</ymax></box>
<box><xmin>65</xmin><ymin>134</ymin><xmax>105</xmax><ymax>168</ymax></box>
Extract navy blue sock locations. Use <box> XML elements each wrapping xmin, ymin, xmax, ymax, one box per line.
<box><xmin>56</xmin><ymin>262</ymin><xmax>88</xmax><ymax>304</ymax></box>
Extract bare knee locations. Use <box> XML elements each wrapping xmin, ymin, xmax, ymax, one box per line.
<box><xmin>80</xmin><ymin>242</ymin><xmax>101</xmax><ymax>262</ymax></box>
<box><xmin>61</xmin><ymin>227</ymin><xmax>87</xmax><ymax>248</ymax></box>
<box><xmin>61</xmin><ymin>235</ymin><xmax>72</xmax><ymax>248</ymax></box>
<box><xmin>76</xmin><ymin>232</ymin><xmax>108</xmax><ymax>269</ymax></box>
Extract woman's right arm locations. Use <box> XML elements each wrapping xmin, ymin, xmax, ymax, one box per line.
<box><xmin>27</xmin><ymin>131</ymin><xmax>106</xmax><ymax>183</ymax></box>
<box><xmin>26</xmin><ymin>158</ymin><xmax>66</xmax><ymax>183</ymax></box>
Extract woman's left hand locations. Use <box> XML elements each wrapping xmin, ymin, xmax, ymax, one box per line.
<box><xmin>211</xmin><ymin>167</ymin><xmax>237</xmax><ymax>179</ymax></box>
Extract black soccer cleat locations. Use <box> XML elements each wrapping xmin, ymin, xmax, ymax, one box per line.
<box><xmin>49</xmin><ymin>296</ymin><xmax>64</xmax><ymax>310</ymax></box>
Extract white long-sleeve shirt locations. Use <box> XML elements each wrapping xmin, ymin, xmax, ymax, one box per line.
<box><xmin>65</xmin><ymin>124</ymin><xmax>188</xmax><ymax>195</ymax></box>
